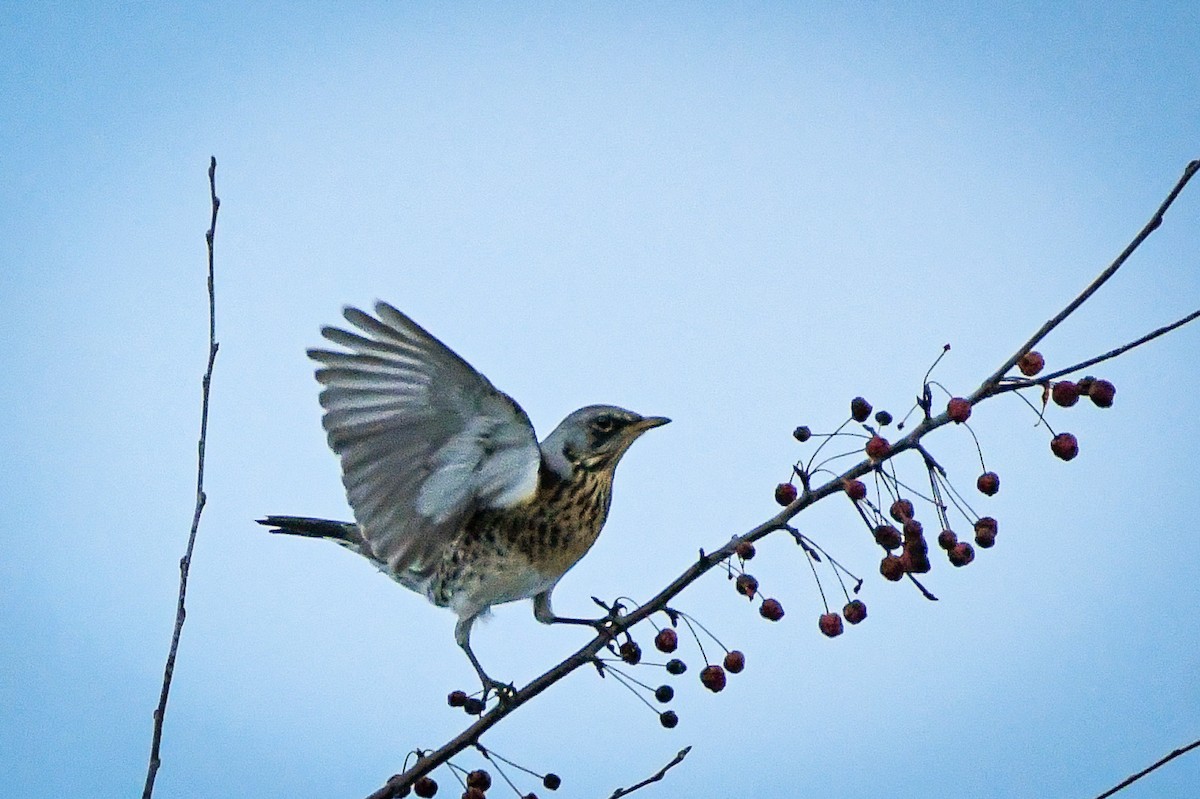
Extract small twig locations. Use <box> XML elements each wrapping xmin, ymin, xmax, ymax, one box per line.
<box><xmin>607</xmin><ymin>746</ymin><xmax>693</xmax><ymax>799</ymax></box>
<box><xmin>1092</xmin><ymin>738</ymin><xmax>1200</xmax><ymax>799</ymax></box>
<box><xmin>142</xmin><ymin>157</ymin><xmax>220</xmax><ymax>799</ymax></box>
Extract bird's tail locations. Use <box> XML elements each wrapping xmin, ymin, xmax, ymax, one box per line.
<box><xmin>257</xmin><ymin>515</ymin><xmax>371</xmax><ymax>557</ymax></box>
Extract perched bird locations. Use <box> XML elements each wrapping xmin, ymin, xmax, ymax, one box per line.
<box><xmin>259</xmin><ymin>302</ymin><xmax>668</xmax><ymax>695</ymax></box>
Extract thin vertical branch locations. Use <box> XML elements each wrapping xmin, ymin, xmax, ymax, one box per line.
<box><xmin>142</xmin><ymin>157</ymin><xmax>221</xmax><ymax>799</ymax></box>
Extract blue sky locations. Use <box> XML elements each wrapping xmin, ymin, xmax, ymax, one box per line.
<box><xmin>3</xmin><ymin>3</ymin><xmax>1199</xmax><ymax>798</ymax></box>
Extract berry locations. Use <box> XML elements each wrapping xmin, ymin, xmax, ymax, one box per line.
<box><xmin>901</xmin><ymin>548</ymin><xmax>931</xmax><ymax>574</ymax></box>
<box><xmin>447</xmin><ymin>690</ymin><xmax>468</xmax><ymax>708</ymax></box>
<box><xmin>851</xmin><ymin>396</ymin><xmax>872</xmax><ymax>422</ymax></box>
<box><xmin>890</xmin><ymin>499</ymin><xmax>914</xmax><ymax>522</ymax></box>
<box><xmin>974</xmin><ymin>516</ymin><xmax>998</xmax><ymax>549</ymax></box>
<box><xmin>937</xmin><ymin>529</ymin><xmax>958</xmax><ymax>550</ymax></box>
<box><xmin>880</xmin><ymin>554</ymin><xmax>905</xmax><ymax>581</ymax></box>
<box><xmin>1018</xmin><ymin>351</ymin><xmax>1045</xmax><ymax>376</ymax></box>
<box><xmin>949</xmin><ymin>541</ymin><xmax>975</xmax><ymax>566</ymax></box>
<box><xmin>463</xmin><ymin>697</ymin><xmax>486</xmax><ymax>715</ymax></box>
<box><xmin>843</xmin><ymin>479</ymin><xmax>867</xmax><ymax>501</ymax></box>
<box><xmin>843</xmin><ymin>599</ymin><xmax>867</xmax><ymax>624</ymax></box>
<box><xmin>902</xmin><ymin>518</ymin><xmax>924</xmax><ymax>540</ymax></box>
<box><xmin>974</xmin><ymin>516</ymin><xmax>997</xmax><ymax>535</ymax></box>
<box><xmin>793</xmin><ymin>425</ymin><xmax>812</xmax><ymax>442</ymax></box>
<box><xmin>873</xmin><ymin>524</ymin><xmax>902</xmax><ymax>551</ymax></box>
<box><xmin>659</xmin><ymin>710</ymin><xmax>679</xmax><ymax>729</ymax></box>
<box><xmin>818</xmin><ymin>612</ymin><xmax>844</xmax><ymax>637</ymax></box>
<box><xmin>866</xmin><ymin>435</ymin><xmax>890</xmax><ymax>460</ymax></box>
<box><xmin>700</xmin><ymin>664</ymin><xmax>727</xmax><ymax>692</ymax></box>
<box><xmin>1089</xmin><ymin>379</ymin><xmax>1116</xmax><ymax>408</ymax></box>
<box><xmin>654</xmin><ymin>628</ymin><xmax>678</xmax><ymax>653</ymax></box>
<box><xmin>1051</xmin><ymin>432</ymin><xmax>1079</xmax><ymax>461</ymax></box>
<box><xmin>665</xmin><ymin>658</ymin><xmax>687</xmax><ymax>675</ymax></box>
<box><xmin>735</xmin><ymin>540</ymin><xmax>756</xmax><ymax>560</ymax></box>
<box><xmin>723</xmin><ymin>650</ymin><xmax>746</xmax><ymax>673</ymax></box>
<box><xmin>464</xmin><ymin>788</ymin><xmax>485</xmax><ymax>799</ymax></box>
<box><xmin>875</xmin><ymin>410</ymin><xmax>893</xmax><ymax>426</ymax></box>
<box><xmin>976</xmin><ymin>471</ymin><xmax>1000</xmax><ymax>496</ymax></box>
<box><xmin>759</xmin><ymin>598</ymin><xmax>785</xmax><ymax>621</ymax></box>
<box><xmin>654</xmin><ymin>685</ymin><xmax>675</xmax><ymax>703</ymax></box>
<box><xmin>619</xmin><ymin>641</ymin><xmax>642</xmax><ymax>665</ymax></box>
<box><xmin>1052</xmin><ymin>381</ymin><xmax>1080</xmax><ymax>407</ymax></box>
<box><xmin>414</xmin><ymin>777</ymin><xmax>438</xmax><ymax>798</ymax></box>
<box><xmin>947</xmin><ymin>397</ymin><xmax>972</xmax><ymax>423</ymax></box>
<box><xmin>543</xmin><ymin>774</ymin><xmax>561</xmax><ymax>791</ymax></box>
<box><xmin>735</xmin><ymin>573</ymin><xmax>759</xmax><ymax>600</ymax></box>
<box><xmin>775</xmin><ymin>482</ymin><xmax>798</xmax><ymax>505</ymax></box>
<box><xmin>466</xmin><ymin>771</ymin><xmax>492</xmax><ymax>792</ymax></box>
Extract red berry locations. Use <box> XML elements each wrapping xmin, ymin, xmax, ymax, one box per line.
<box><xmin>947</xmin><ymin>397</ymin><xmax>972</xmax><ymax>424</ymax></box>
<box><xmin>890</xmin><ymin>499</ymin><xmax>915</xmax><ymax>522</ymax></box>
<box><xmin>619</xmin><ymin>641</ymin><xmax>642</xmax><ymax>665</ymax></box>
<box><xmin>735</xmin><ymin>540</ymin><xmax>756</xmax><ymax>560</ymax></box>
<box><xmin>937</xmin><ymin>529</ymin><xmax>958</xmax><ymax>550</ymax></box>
<box><xmin>818</xmin><ymin>612</ymin><xmax>844</xmax><ymax>637</ymax></box>
<box><xmin>464</xmin><ymin>788</ymin><xmax>486</xmax><ymax>799</ymax></box>
<box><xmin>466</xmin><ymin>771</ymin><xmax>492</xmax><ymax>792</ymax></box>
<box><xmin>880</xmin><ymin>554</ymin><xmax>904</xmax><ymax>581</ymax></box>
<box><xmin>414</xmin><ymin>777</ymin><xmax>438</xmax><ymax>798</ymax></box>
<box><xmin>902</xmin><ymin>518</ymin><xmax>924</xmax><ymax>540</ymax></box>
<box><xmin>1052</xmin><ymin>381</ymin><xmax>1080</xmax><ymax>407</ymax></box>
<box><xmin>1018</xmin><ymin>351</ymin><xmax>1045</xmax><ymax>376</ymax></box>
<box><xmin>735</xmin><ymin>573</ymin><xmax>759</xmax><ymax>600</ymax></box>
<box><xmin>700</xmin><ymin>664</ymin><xmax>727</xmax><ymax>692</ymax></box>
<box><xmin>843</xmin><ymin>599</ymin><xmax>867</xmax><ymax>624</ymax></box>
<box><xmin>900</xmin><ymin>547</ymin><xmax>931</xmax><ymax>574</ymax></box>
<box><xmin>873</xmin><ymin>524</ymin><xmax>902</xmax><ymax>551</ymax></box>
<box><xmin>543</xmin><ymin>774</ymin><xmax>561</xmax><ymax>791</ymax></box>
<box><xmin>759</xmin><ymin>598</ymin><xmax>785</xmax><ymax>621</ymax></box>
<box><xmin>974</xmin><ymin>516</ymin><xmax>997</xmax><ymax>535</ymax></box>
<box><xmin>447</xmin><ymin>690</ymin><xmax>467</xmax><ymax>708</ymax></box>
<box><xmin>851</xmin><ymin>396</ymin><xmax>872</xmax><ymax>422</ymax></box>
<box><xmin>775</xmin><ymin>482</ymin><xmax>798</xmax><ymax>505</ymax></box>
<box><xmin>793</xmin><ymin>425</ymin><xmax>812</xmax><ymax>442</ymax></box>
<box><xmin>654</xmin><ymin>628</ymin><xmax>678</xmax><ymax>653</ymax></box>
<box><xmin>949</xmin><ymin>541</ymin><xmax>975</xmax><ymax>566</ymax></box>
<box><xmin>844</xmin><ymin>479</ymin><xmax>867</xmax><ymax>501</ymax></box>
<box><xmin>1089</xmin><ymin>379</ymin><xmax>1116</xmax><ymax>408</ymax></box>
<box><xmin>659</xmin><ymin>710</ymin><xmax>679</xmax><ymax>728</ymax></box>
<box><xmin>974</xmin><ymin>516</ymin><xmax>998</xmax><ymax>549</ymax></box>
<box><xmin>1051</xmin><ymin>432</ymin><xmax>1079</xmax><ymax>461</ymax></box>
<box><xmin>723</xmin><ymin>650</ymin><xmax>746</xmax><ymax>673</ymax></box>
<box><xmin>865</xmin><ymin>435</ymin><xmax>890</xmax><ymax>460</ymax></box>
<box><xmin>976</xmin><ymin>471</ymin><xmax>1000</xmax><ymax>496</ymax></box>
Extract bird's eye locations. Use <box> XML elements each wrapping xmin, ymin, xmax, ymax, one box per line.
<box><xmin>592</xmin><ymin>415</ymin><xmax>616</xmax><ymax>434</ymax></box>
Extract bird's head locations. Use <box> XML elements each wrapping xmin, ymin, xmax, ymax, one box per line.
<box><xmin>542</xmin><ymin>405</ymin><xmax>670</xmax><ymax>475</ymax></box>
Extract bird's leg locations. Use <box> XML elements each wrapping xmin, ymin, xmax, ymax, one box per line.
<box><xmin>454</xmin><ymin>616</ymin><xmax>515</xmax><ymax>703</ymax></box>
<box><xmin>533</xmin><ymin>591</ymin><xmax>614</xmax><ymax>637</ymax></box>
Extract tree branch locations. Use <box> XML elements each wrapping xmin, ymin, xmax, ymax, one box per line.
<box><xmin>142</xmin><ymin>157</ymin><xmax>221</xmax><ymax>799</ymax></box>
<box><xmin>1093</xmin><ymin>738</ymin><xmax>1200</xmax><ymax>799</ymax></box>
<box><xmin>363</xmin><ymin>160</ymin><xmax>1199</xmax><ymax>798</ymax></box>
<box><xmin>607</xmin><ymin>746</ymin><xmax>692</xmax><ymax>799</ymax></box>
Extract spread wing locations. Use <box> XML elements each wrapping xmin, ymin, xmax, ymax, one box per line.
<box><xmin>308</xmin><ymin>301</ymin><xmax>541</xmax><ymax>576</ymax></box>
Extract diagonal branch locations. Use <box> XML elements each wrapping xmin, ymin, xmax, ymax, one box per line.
<box><xmin>362</xmin><ymin>160</ymin><xmax>1198</xmax><ymax>799</ymax></box>
<box><xmin>1092</xmin><ymin>738</ymin><xmax>1200</xmax><ymax>799</ymax></box>
<box><xmin>607</xmin><ymin>746</ymin><xmax>692</xmax><ymax>799</ymax></box>
<box><xmin>142</xmin><ymin>157</ymin><xmax>221</xmax><ymax>799</ymax></box>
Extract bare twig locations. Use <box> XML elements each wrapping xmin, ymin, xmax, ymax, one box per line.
<box><xmin>142</xmin><ymin>157</ymin><xmax>220</xmax><ymax>799</ymax></box>
<box><xmin>607</xmin><ymin>746</ymin><xmax>693</xmax><ymax>799</ymax></box>
<box><xmin>363</xmin><ymin>161</ymin><xmax>1198</xmax><ymax>799</ymax></box>
<box><xmin>1092</xmin><ymin>738</ymin><xmax>1200</xmax><ymax>799</ymax></box>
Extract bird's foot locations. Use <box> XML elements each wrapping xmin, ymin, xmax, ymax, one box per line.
<box><xmin>481</xmin><ymin>677</ymin><xmax>517</xmax><ymax>705</ymax></box>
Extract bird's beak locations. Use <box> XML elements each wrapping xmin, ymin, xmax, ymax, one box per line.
<box><xmin>632</xmin><ymin>415</ymin><xmax>671</xmax><ymax>433</ymax></box>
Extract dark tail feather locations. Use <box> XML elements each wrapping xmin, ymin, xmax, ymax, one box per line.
<box><xmin>257</xmin><ymin>515</ymin><xmax>364</xmax><ymax>551</ymax></box>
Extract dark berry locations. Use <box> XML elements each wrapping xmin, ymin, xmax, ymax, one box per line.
<box><xmin>851</xmin><ymin>396</ymin><xmax>872</xmax><ymax>422</ymax></box>
<box><xmin>759</xmin><ymin>598</ymin><xmax>785</xmax><ymax>621</ymax></box>
<box><xmin>619</xmin><ymin>641</ymin><xmax>642</xmax><ymax>665</ymax></box>
<box><xmin>873</xmin><ymin>524</ymin><xmax>902</xmax><ymax>551</ymax></box>
<box><xmin>466</xmin><ymin>771</ymin><xmax>491</xmax><ymax>792</ymax></box>
<box><xmin>414</xmin><ymin>777</ymin><xmax>438</xmax><ymax>798</ymax></box>
<box><xmin>447</xmin><ymin>690</ymin><xmax>467</xmax><ymax>708</ymax></box>
<box><xmin>735</xmin><ymin>573</ymin><xmax>759</xmax><ymax>600</ymax></box>
<box><xmin>866</xmin><ymin>435</ymin><xmax>890</xmax><ymax>460</ymax></box>
<box><xmin>462</xmin><ymin>697</ymin><xmax>485</xmax><ymax>715</ymax></box>
<box><xmin>542</xmin><ymin>774</ymin><xmax>561</xmax><ymax>791</ymax></box>
<box><xmin>1051</xmin><ymin>432</ymin><xmax>1079</xmax><ymax>461</ymax></box>
<box><xmin>818</xmin><ymin>612</ymin><xmax>844</xmax><ymax>637</ymax></box>
<box><xmin>976</xmin><ymin>471</ymin><xmax>1000</xmax><ymax>496</ymax></box>
<box><xmin>947</xmin><ymin>397</ymin><xmax>972</xmax><ymax>423</ymax></box>
<box><xmin>902</xmin><ymin>518</ymin><xmax>924</xmax><ymax>540</ymax></box>
<box><xmin>1089</xmin><ymin>379</ymin><xmax>1115</xmax><ymax>408</ymax></box>
<box><xmin>665</xmin><ymin>658</ymin><xmax>687</xmax><ymax>675</ymax></box>
<box><xmin>654</xmin><ymin>628</ymin><xmax>678</xmax><ymax>653</ymax></box>
<box><xmin>949</xmin><ymin>541</ymin><xmax>975</xmax><ymax>566</ymax></box>
<box><xmin>937</xmin><ymin>529</ymin><xmax>958</xmax><ymax>550</ymax></box>
<box><xmin>793</xmin><ymin>425</ymin><xmax>812</xmax><ymax>442</ymax></box>
<box><xmin>1052</xmin><ymin>381</ymin><xmax>1080</xmax><ymax>407</ymax></box>
<box><xmin>659</xmin><ymin>710</ymin><xmax>679</xmax><ymax>728</ymax></box>
<box><xmin>723</xmin><ymin>650</ymin><xmax>746</xmax><ymax>673</ymax></box>
<box><xmin>463</xmin><ymin>788</ymin><xmax>485</xmax><ymax>799</ymax></box>
<box><xmin>890</xmin><ymin>499</ymin><xmax>914</xmax><ymax>522</ymax></box>
<box><xmin>901</xmin><ymin>548</ymin><xmax>931</xmax><ymax>574</ymax></box>
<box><xmin>735</xmin><ymin>540</ymin><xmax>756</xmax><ymax>560</ymax></box>
<box><xmin>700</xmin><ymin>664</ymin><xmax>727</xmax><ymax>692</ymax></box>
<box><xmin>880</xmin><ymin>554</ymin><xmax>904</xmax><ymax>581</ymax></box>
<box><xmin>875</xmin><ymin>410</ymin><xmax>893</xmax><ymax>426</ymax></box>
<box><xmin>843</xmin><ymin>599</ymin><xmax>867</xmax><ymax>624</ymax></box>
<box><xmin>974</xmin><ymin>528</ymin><xmax>996</xmax><ymax>548</ymax></box>
<box><xmin>843</xmin><ymin>479</ymin><xmax>867</xmax><ymax>501</ymax></box>
<box><xmin>775</xmin><ymin>482</ymin><xmax>798</xmax><ymax>505</ymax></box>
<box><xmin>1018</xmin><ymin>351</ymin><xmax>1045</xmax><ymax>376</ymax></box>
<box><xmin>654</xmin><ymin>685</ymin><xmax>675</xmax><ymax>703</ymax></box>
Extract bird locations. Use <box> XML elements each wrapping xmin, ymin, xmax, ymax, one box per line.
<box><xmin>259</xmin><ymin>301</ymin><xmax>668</xmax><ymax>697</ymax></box>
